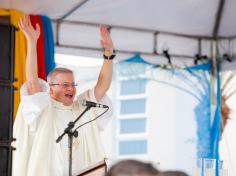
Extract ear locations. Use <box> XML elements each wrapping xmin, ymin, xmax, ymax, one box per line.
<box><xmin>49</xmin><ymin>86</ymin><xmax>54</xmax><ymax>98</ymax></box>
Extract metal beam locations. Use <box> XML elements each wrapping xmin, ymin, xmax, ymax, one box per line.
<box><xmin>198</xmin><ymin>38</ymin><xmax>202</xmax><ymax>55</ymax></box>
<box><xmin>53</xmin><ymin>19</ymin><xmax>236</xmax><ymax>40</ymax></box>
<box><xmin>55</xmin><ymin>0</ymin><xmax>90</xmax><ymax>46</ymax></box>
<box><xmin>58</xmin><ymin>0</ymin><xmax>90</xmax><ymax>21</ymax></box>
<box><xmin>213</xmin><ymin>0</ymin><xmax>226</xmax><ymax>39</ymax></box>
<box><xmin>55</xmin><ymin>22</ymin><xmax>60</xmax><ymax>45</ymax></box>
<box><xmin>55</xmin><ymin>19</ymin><xmax>207</xmax><ymax>39</ymax></box>
<box><xmin>56</xmin><ymin>44</ymin><xmax>195</xmax><ymax>59</ymax></box>
<box><xmin>153</xmin><ymin>32</ymin><xmax>159</xmax><ymax>54</ymax></box>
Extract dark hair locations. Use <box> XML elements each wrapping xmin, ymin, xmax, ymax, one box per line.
<box><xmin>158</xmin><ymin>171</ymin><xmax>189</xmax><ymax>176</ymax></box>
<box><xmin>106</xmin><ymin>159</ymin><xmax>159</xmax><ymax>176</ymax></box>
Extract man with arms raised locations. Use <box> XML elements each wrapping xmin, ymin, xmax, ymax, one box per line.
<box><xmin>12</xmin><ymin>15</ymin><xmax>114</xmax><ymax>176</ymax></box>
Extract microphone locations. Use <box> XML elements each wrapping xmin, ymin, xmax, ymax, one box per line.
<box><xmin>82</xmin><ymin>99</ymin><xmax>108</xmax><ymax>108</ymax></box>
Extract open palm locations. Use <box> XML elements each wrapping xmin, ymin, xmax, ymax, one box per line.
<box><xmin>100</xmin><ymin>25</ymin><xmax>114</xmax><ymax>54</ymax></box>
<box><xmin>19</xmin><ymin>15</ymin><xmax>40</xmax><ymax>42</ymax></box>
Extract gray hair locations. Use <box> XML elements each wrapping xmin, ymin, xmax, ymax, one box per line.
<box><xmin>47</xmin><ymin>67</ymin><xmax>74</xmax><ymax>83</ymax></box>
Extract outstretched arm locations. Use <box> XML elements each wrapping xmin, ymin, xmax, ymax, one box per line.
<box><xmin>19</xmin><ymin>15</ymin><xmax>41</xmax><ymax>95</ymax></box>
<box><xmin>94</xmin><ymin>25</ymin><xmax>114</xmax><ymax>102</ymax></box>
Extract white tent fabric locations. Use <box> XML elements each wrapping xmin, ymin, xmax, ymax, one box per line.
<box><xmin>1</xmin><ymin>0</ymin><xmax>236</xmax><ymax>67</ymax></box>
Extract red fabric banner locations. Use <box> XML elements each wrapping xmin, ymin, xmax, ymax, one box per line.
<box><xmin>30</xmin><ymin>15</ymin><xmax>46</xmax><ymax>80</ymax></box>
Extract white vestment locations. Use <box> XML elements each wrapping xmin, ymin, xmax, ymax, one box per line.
<box><xmin>12</xmin><ymin>80</ymin><xmax>112</xmax><ymax>176</ymax></box>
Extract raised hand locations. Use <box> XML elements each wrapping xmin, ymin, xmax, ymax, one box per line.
<box><xmin>19</xmin><ymin>15</ymin><xmax>40</xmax><ymax>43</ymax></box>
<box><xmin>100</xmin><ymin>25</ymin><xmax>114</xmax><ymax>56</ymax></box>
<box><xmin>19</xmin><ymin>15</ymin><xmax>41</xmax><ymax>94</ymax></box>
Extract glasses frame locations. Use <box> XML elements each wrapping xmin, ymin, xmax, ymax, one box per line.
<box><xmin>49</xmin><ymin>82</ymin><xmax>78</xmax><ymax>89</ymax></box>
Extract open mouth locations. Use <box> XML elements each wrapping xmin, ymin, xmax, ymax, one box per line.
<box><xmin>65</xmin><ymin>93</ymin><xmax>73</xmax><ymax>98</ymax></box>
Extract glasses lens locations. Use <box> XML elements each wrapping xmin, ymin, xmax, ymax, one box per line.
<box><xmin>61</xmin><ymin>83</ymin><xmax>78</xmax><ymax>88</ymax></box>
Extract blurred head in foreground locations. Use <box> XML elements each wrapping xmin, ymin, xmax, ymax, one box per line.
<box><xmin>106</xmin><ymin>159</ymin><xmax>160</xmax><ymax>176</ymax></box>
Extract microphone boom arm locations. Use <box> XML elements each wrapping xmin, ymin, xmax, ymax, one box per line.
<box><xmin>55</xmin><ymin>106</ymin><xmax>91</xmax><ymax>176</ymax></box>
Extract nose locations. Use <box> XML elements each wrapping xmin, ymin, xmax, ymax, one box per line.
<box><xmin>66</xmin><ymin>85</ymin><xmax>75</xmax><ymax>90</ymax></box>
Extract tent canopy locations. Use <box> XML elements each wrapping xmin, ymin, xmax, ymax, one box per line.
<box><xmin>1</xmin><ymin>0</ymin><xmax>236</xmax><ymax>67</ymax></box>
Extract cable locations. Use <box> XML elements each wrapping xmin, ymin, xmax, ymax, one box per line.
<box><xmin>74</xmin><ymin>107</ymin><xmax>109</xmax><ymax>131</ymax></box>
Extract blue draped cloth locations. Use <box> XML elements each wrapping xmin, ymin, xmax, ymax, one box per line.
<box><xmin>41</xmin><ymin>16</ymin><xmax>55</xmax><ymax>76</ymax></box>
<box><xmin>119</xmin><ymin>55</ymin><xmax>221</xmax><ymax>174</ymax></box>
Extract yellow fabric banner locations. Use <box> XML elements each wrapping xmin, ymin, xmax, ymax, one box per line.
<box><xmin>0</xmin><ymin>9</ymin><xmax>10</xmax><ymax>16</ymax></box>
<box><xmin>10</xmin><ymin>10</ymin><xmax>27</xmax><ymax>119</ymax></box>
<box><xmin>0</xmin><ymin>9</ymin><xmax>27</xmax><ymax>119</ymax></box>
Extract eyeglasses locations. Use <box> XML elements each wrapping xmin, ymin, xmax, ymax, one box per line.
<box><xmin>49</xmin><ymin>82</ymin><xmax>78</xmax><ymax>88</ymax></box>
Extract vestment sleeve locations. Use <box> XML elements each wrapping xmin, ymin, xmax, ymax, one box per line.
<box><xmin>20</xmin><ymin>79</ymin><xmax>50</xmax><ymax>131</ymax></box>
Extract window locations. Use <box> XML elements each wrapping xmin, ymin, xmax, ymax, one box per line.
<box><xmin>120</xmin><ymin>79</ymin><xmax>146</xmax><ymax>95</ymax></box>
<box><xmin>116</xmin><ymin>76</ymin><xmax>148</xmax><ymax>158</ymax></box>
<box><xmin>120</xmin><ymin>118</ymin><xmax>146</xmax><ymax>134</ymax></box>
<box><xmin>119</xmin><ymin>140</ymin><xmax>147</xmax><ymax>155</ymax></box>
<box><xmin>120</xmin><ymin>99</ymin><xmax>146</xmax><ymax>114</ymax></box>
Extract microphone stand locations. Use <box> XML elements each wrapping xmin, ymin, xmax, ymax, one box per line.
<box><xmin>56</xmin><ymin>106</ymin><xmax>92</xmax><ymax>176</ymax></box>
